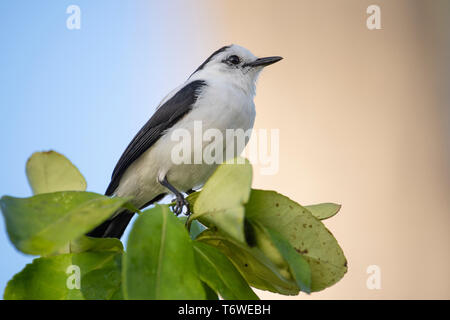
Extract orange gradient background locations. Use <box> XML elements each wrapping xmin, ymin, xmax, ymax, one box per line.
<box><xmin>191</xmin><ymin>0</ymin><xmax>450</xmax><ymax>299</ymax></box>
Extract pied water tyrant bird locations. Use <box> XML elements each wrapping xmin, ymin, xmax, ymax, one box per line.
<box><xmin>87</xmin><ymin>44</ymin><xmax>282</xmax><ymax>239</ymax></box>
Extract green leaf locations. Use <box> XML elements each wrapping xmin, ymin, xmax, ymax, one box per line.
<box><xmin>193</xmin><ymin>241</ymin><xmax>259</xmax><ymax>300</ymax></box>
<box><xmin>56</xmin><ymin>235</ymin><xmax>124</xmax><ymax>255</ymax></box>
<box><xmin>201</xmin><ymin>282</ymin><xmax>219</xmax><ymax>300</ymax></box>
<box><xmin>245</xmin><ymin>190</ymin><xmax>347</xmax><ymax>292</ymax></box>
<box><xmin>305</xmin><ymin>203</ymin><xmax>341</xmax><ymax>220</ymax></box>
<box><xmin>4</xmin><ymin>252</ymin><xmax>123</xmax><ymax>300</ymax></box>
<box><xmin>80</xmin><ymin>255</ymin><xmax>123</xmax><ymax>300</ymax></box>
<box><xmin>188</xmin><ymin>220</ymin><xmax>207</xmax><ymax>240</ymax></box>
<box><xmin>197</xmin><ymin>229</ymin><xmax>299</xmax><ymax>295</ymax></box>
<box><xmin>186</xmin><ymin>191</ymin><xmax>200</xmax><ymax>211</ymax></box>
<box><xmin>263</xmin><ymin>226</ymin><xmax>311</xmax><ymax>293</ymax></box>
<box><xmin>188</xmin><ymin>158</ymin><xmax>252</xmax><ymax>244</ymax></box>
<box><xmin>26</xmin><ymin>151</ymin><xmax>87</xmax><ymax>195</ymax></box>
<box><xmin>179</xmin><ymin>216</ymin><xmax>206</xmax><ymax>240</ymax></box>
<box><xmin>123</xmin><ymin>205</ymin><xmax>206</xmax><ymax>299</ymax></box>
<box><xmin>0</xmin><ymin>191</ymin><xmax>130</xmax><ymax>255</ymax></box>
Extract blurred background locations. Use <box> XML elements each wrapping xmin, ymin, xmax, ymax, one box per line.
<box><xmin>0</xmin><ymin>0</ymin><xmax>449</xmax><ymax>299</ymax></box>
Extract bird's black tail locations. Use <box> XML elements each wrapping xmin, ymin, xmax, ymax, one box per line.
<box><xmin>86</xmin><ymin>193</ymin><xmax>166</xmax><ymax>239</ymax></box>
<box><xmin>86</xmin><ymin>210</ymin><xmax>135</xmax><ymax>239</ymax></box>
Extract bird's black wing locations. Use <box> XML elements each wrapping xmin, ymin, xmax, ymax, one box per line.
<box><xmin>105</xmin><ymin>80</ymin><xmax>207</xmax><ymax>196</ymax></box>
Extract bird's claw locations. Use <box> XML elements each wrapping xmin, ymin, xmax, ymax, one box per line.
<box><xmin>171</xmin><ymin>196</ymin><xmax>190</xmax><ymax>216</ymax></box>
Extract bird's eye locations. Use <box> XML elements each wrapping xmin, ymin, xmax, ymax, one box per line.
<box><xmin>227</xmin><ymin>55</ymin><xmax>241</xmax><ymax>65</ymax></box>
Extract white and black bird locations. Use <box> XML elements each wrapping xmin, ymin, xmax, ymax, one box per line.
<box><xmin>87</xmin><ymin>44</ymin><xmax>282</xmax><ymax>239</ymax></box>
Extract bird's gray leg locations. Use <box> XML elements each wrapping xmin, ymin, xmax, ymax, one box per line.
<box><xmin>158</xmin><ymin>176</ymin><xmax>190</xmax><ymax>216</ymax></box>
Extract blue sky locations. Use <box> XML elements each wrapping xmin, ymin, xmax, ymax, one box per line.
<box><xmin>0</xmin><ymin>0</ymin><xmax>217</xmax><ymax>295</ymax></box>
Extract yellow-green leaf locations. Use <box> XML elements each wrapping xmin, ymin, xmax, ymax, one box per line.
<box><xmin>4</xmin><ymin>252</ymin><xmax>123</xmax><ymax>300</ymax></box>
<box><xmin>0</xmin><ymin>191</ymin><xmax>130</xmax><ymax>255</ymax></box>
<box><xmin>26</xmin><ymin>151</ymin><xmax>87</xmax><ymax>194</ymax></box>
<box><xmin>305</xmin><ymin>203</ymin><xmax>341</xmax><ymax>220</ymax></box>
<box><xmin>263</xmin><ymin>225</ymin><xmax>312</xmax><ymax>293</ymax></box>
<box><xmin>197</xmin><ymin>229</ymin><xmax>299</xmax><ymax>295</ymax></box>
<box><xmin>188</xmin><ymin>158</ymin><xmax>252</xmax><ymax>244</ymax></box>
<box><xmin>245</xmin><ymin>190</ymin><xmax>347</xmax><ymax>292</ymax></box>
<box><xmin>123</xmin><ymin>205</ymin><xmax>206</xmax><ymax>299</ymax></box>
<box><xmin>55</xmin><ymin>235</ymin><xmax>124</xmax><ymax>255</ymax></box>
<box><xmin>193</xmin><ymin>241</ymin><xmax>259</xmax><ymax>300</ymax></box>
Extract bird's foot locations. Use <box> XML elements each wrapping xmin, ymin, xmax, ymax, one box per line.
<box><xmin>159</xmin><ymin>176</ymin><xmax>191</xmax><ymax>216</ymax></box>
<box><xmin>171</xmin><ymin>196</ymin><xmax>191</xmax><ymax>216</ymax></box>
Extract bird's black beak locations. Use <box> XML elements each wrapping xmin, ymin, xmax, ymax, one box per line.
<box><xmin>244</xmin><ymin>56</ymin><xmax>283</xmax><ymax>68</ymax></box>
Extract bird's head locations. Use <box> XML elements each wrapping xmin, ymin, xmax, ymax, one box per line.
<box><xmin>189</xmin><ymin>44</ymin><xmax>282</xmax><ymax>96</ymax></box>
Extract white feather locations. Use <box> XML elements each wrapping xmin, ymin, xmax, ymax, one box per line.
<box><xmin>114</xmin><ymin>45</ymin><xmax>266</xmax><ymax>208</ymax></box>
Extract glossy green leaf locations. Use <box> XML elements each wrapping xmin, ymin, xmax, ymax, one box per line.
<box><xmin>193</xmin><ymin>241</ymin><xmax>259</xmax><ymax>300</ymax></box>
<box><xmin>245</xmin><ymin>190</ymin><xmax>347</xmax><ymax>292</ymax></box>
<box><xmin>188</xmin><ymin>158</ymin><xmax>252</xmax><ymax>244</ymax></box>
<box><xmin>179</xmin><ymin>216</ymin><xmax>206</xmax><ymax>240</ymax></box>
<box><xmin>264</xmin><ymin>225</ymin><xmax>312</xmax><ymax>293</ymax></box>
<box><xmin>186</xmin><ymin>191</ymin><xmax>200</xmax><ymax>211</ymax></box>
<box><xmin>189</xmin><ymin>220</ymin><xmax>206</xmax><ymax>240</ymax></box>
<box><xmin>305</xmin><ymin>203</ymin><xmax>341</xmax><ymax>220</ymax></box>
<box><xmin>26</xmin><ymin>151</ymin><xmax>87</xmax><ymax>195</ymax></box>
<box><xmin>202</xmin><ymin>282</ymin><xmax>219</xmax><ymax>300</ymax></box>
<box><xmin>4</xmin><ymin>252</ymin><xmax>122</xmax><ymax>300</ymax></box>
<box><xmin>123</xmin><ymin>205</ymin><xmax>205</xmax><ymax>299</ymax></box>
<box><xmin>0</xmin><ymin>191</ymin><xmax>130</xmax><ymax>255</ymax></box>
<box><xmin>197</xmin><ymin>229</ymin><xmax>299</xmax><ymax>295</ymax></box>
<box><xmin>56</xmin><ymin>235</ymin><xmax>124</xmax><ymax>255</ymax></box>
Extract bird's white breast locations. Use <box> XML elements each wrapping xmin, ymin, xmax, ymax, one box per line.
<box><xmin>114</xmin><ymin>80</ymin><xmax>256</xmax><ymax>208</ymax></box>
